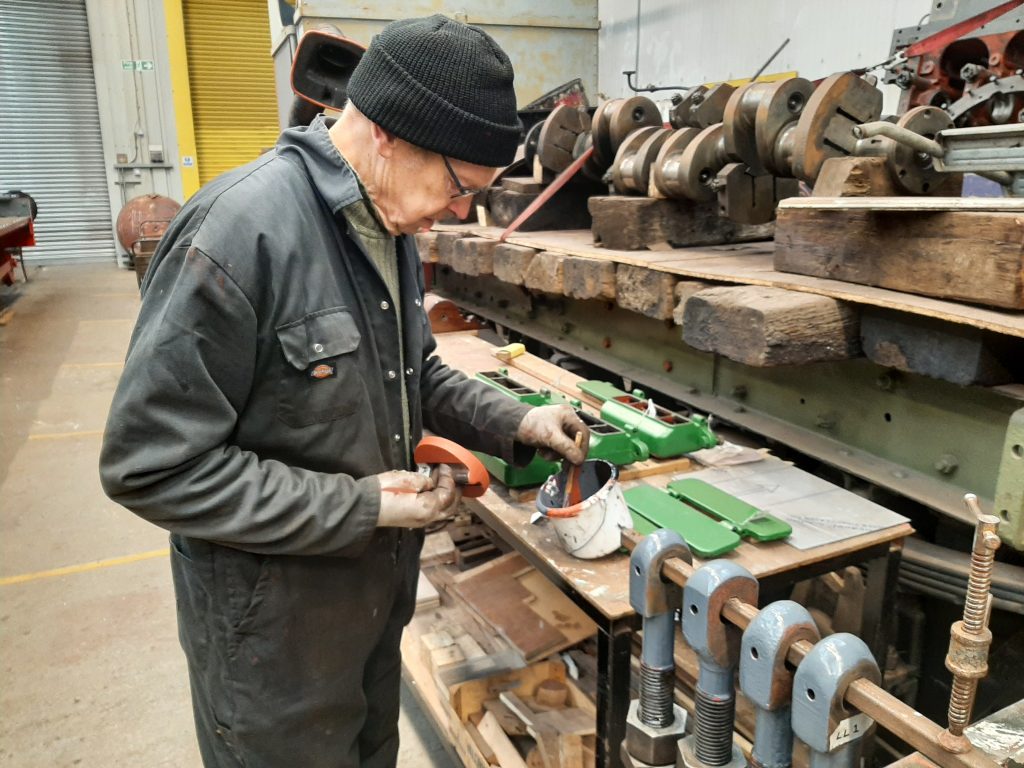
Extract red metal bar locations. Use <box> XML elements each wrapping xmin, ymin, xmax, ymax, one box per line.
<box><xmin>499</xmin><ymin>145</ymin><xmax>595</xmax><ymax>242</ymax></box>
<box><xmin>905</xmin><ymin>0</ymin><xmax>1024</xmax><ymax>58</ymax></box>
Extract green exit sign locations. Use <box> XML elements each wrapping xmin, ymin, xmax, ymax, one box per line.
<box><xmin>121</xmin><ymin>59</ymin><xmax>154</xmax><ymax>72</ymax></box>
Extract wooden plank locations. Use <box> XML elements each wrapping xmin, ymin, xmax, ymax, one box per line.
<box><xmin>416</xmin><ymin>570</ymin><xmax>441</xmax><ymax>611</ymax></box>
<box><xmin>682</xmin><ymin>285</ymin><xmax>861</xmax><ymax>366</ymax></box>
<box><xmin>780</xmin><ymin>196</ymin><xmax>1024</xmax><ymax>211</ymax></box>
<box><xmin>467</xmin><ymin>721</ymin><xmax>500</xmax><ymax>765</ymax></box>
<box><xmin>477</xmin><ymin>711</ymin><xmax>530</xmax><ymax>768</ymax></box>
<box><xmin>773</xmin><ymin>207</ymin><xmax>1024</xmax><ymax>309</ymax></box>
<box><xmin>489</xmin><ymin>187</ymin><xmax>592</xmax><ymax>231</ymax></box>
<box><xmin>453</xmin><ymin>237</ymin><xmax>498</xmax><ymax>277</ymax></box>
<box><xmin>433</xmin><ymin>224</ymin><xmax>1024</xmax><ymax>338</ymax></box>
<box><xmin>589</xmin><ymin>196</ymin><xmax>773</xmax><ymax>251</ymax></box>
<box><xmin>616</xmin><ymin>264</ymin><xmax>678</xmax><ymax>320</ymax></box>
<box><xmin>421</xmin><ymin>530</ymin><xmax>457</xmax><ymax>566</ymax></box>
<box><xmin>451</xmin><ymin>660</ymin><xmax>567</xmax><ymax>723</ymax></box>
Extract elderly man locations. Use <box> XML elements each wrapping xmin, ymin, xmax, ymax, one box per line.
<box><xmin>100</xmin><ymin>15</ymin><xmax>588</xmax><ymax>768</ymax></box>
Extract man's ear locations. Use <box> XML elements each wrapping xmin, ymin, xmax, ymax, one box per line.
<box><xmin>369</xmin><ymin>122</ymin><xmax>399</xmax><ymax>159</ymax></box>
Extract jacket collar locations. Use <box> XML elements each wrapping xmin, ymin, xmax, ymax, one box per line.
<box><xmin>275</xmin><ymin>115</ymin><xmax>363</xmax><ymax>215</ymax></box>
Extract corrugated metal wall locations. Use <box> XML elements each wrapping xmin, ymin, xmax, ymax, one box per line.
<box><xmin>0</xmin><ymin>0</ymin><xmax>116</xmax><ymax>261</ymax></box>
<box><xmin>182</xmin><ymin>0</ymin><xmax>280</xmax><ymax>185</ymax></box>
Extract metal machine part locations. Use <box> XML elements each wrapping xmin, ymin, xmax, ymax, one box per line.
<box><xmin>791</xmin><ymin>634</ymin><xmax>881</xmax><ymax>768</ymax></box>
<box><xmin>666</xmin><ymin>478</ymin><xmax>792</xmax><ymax>542</ymax></box>
<box><xmin>412</xmin><ymin>436</ymin><xmax>490</xmax><ymax>497</ymax></box>
<box><xmin>623</xmin><ymin>529</ymin><xmax>692</xmax><ymax>767</ymax></box>
<box><xmin>940</xmin><ymin>495</ymin><xmax>1002</xmax><ymax>753</ymax></box>
<box><xmin>669</xmin><ymin>84</ymin><xmax>737</xmax><ymax>130</ymax></box>
<box><xmin>854</xmin><ymin>117</ymin><xmax>1024</xmax><ymax>194</ymax></box>
<box><xmin>537</xmin><ymin>104</ymin><xmax>592</xmax><ymax>173</ymax></box>
<box><xmin>612</xmin><ymin>127</ymin><xmax>673</xmax><ymax>195</ymax></box>
<box><xmin>624</xmin><ymin>486</ymin><xmax>742</xmax><ymax>558</ymax></box>
<box><xmin>592</xmin><ymin>96</ymin><xmax>663</xmax><ymax>172</ymax></box>
<box><xmin>679</xmin><ymin>561</ymin><xmax>758</xmax><ymax>768</ymax></box>
<box><xmin>739</xmin><ymin>601</ymin><xmax>821</xmax><ymax>768</ymax></box>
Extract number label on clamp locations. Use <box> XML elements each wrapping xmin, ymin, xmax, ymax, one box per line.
<box><xmin>829</xmin><ymin>713</ymin><xmax>873</xmax><ymax>750</ymax></box>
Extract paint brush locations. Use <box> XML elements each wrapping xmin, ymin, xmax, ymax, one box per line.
<box><xmin>562</xmin><ymin>431</ymin><xmax>586</xmax><ymax>507</ymax></box>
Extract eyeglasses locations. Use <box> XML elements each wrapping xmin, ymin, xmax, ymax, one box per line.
<box><xmin>442</xmin><ymin>156</ymin><xmax>487</xmax><ymax>200</ymax></box>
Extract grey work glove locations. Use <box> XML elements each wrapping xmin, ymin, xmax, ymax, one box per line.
<box><xmin>516</xmin><ymin>404</ymin><xmax>590</xmax><ymax>465</ymax></box>
<box><xmin>376</xmin><ymin>464</ymin><xmax>462</xmax><ymax>528</ymax></box>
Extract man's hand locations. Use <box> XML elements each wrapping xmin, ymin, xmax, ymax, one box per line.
<box><xmin>516</xmin><ymin>404</ymin><xmax>590</xmax><ymax>465</ymax></box>
<box><xmin>376</xmin><ymin>464</ymin><xmax>462</xmax><ymax>528</ymax></box>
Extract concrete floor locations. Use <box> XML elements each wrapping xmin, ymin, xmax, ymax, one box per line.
<box><xmin>0</xmin><ymin>262</ymin><xmax>456</xmax><ymax>767</ymax></box>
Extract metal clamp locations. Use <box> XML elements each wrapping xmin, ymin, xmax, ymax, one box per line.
<box><xmin>739</xmin><ymin>601</ymin><xmax>821</xmax><ymax>768</ymax></box>
<box><xmin>623</xmin><ymin>529</ymin><xmax>692</xmax><ymax>767</ymax></box>
<box><xmin>679</xmin><ymin>561</ymin><xmax>758</xmax><ymax>768</ymax></box>
<box><xmin>791</xmin><ymin>634</ymin><xmax>880</xmax><ymax>768</ymax></box>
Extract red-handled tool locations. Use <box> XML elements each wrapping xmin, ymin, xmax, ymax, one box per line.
<box><xmin>413</xmin><ymin>436</ymin><xmax>490</xmax><ymax>498</ymax></box>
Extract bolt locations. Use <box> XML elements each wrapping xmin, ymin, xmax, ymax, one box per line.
<box><xmin>663</xmin><ymin>360</ymin><xmax>674</xmax><ymax>372</ymax></box>
<box><xmin>934</xmin><ymin>454</ymin><xmax>959</xmax><ymax>475</ymax></box>
<box><xmin>671</xmin><ymin>93</ymin><xmax>683</xmax><ymax>105</ymax></box>
<box><xmin>921</xmin><ymin>60</ymin><xmax>936</xmax><ymax>75</ymax></box>
<box><xmin>602</xmin><ymin>336</ymin><xmax>612</xmax><ymax>348</ymax></box>
<box><xmin>942</xmin><ymin>495</ymin><xmax>1000</xmax><ymax>747</ymax></box>
<box><xmin>876</xmin><ymin>372</ymin><xmax>898</xmax><ymax>391</ymax></box>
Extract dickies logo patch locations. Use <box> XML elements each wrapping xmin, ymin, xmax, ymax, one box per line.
<box><xmin>309</xmin><ymin>362</ymin><xmax>337</xmax><ymax>380</ymax></box>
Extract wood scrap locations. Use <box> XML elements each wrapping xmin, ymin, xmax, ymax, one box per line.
<box><xmin>467</xmin><ymin>721</ymin><xmax>500</xmax><ymax>765</ymax></box>
<box><xmin>421</xmin><ymin>530</ymin><xmax>457</xmax><ymax>567</ymax></box>
<box><xmin>485</xmin><ymin>698</ymin><xmax>531</xmax><ymax>737</ymax></box>
<box><xmin>450</xmin><ymin>659</ymin><xmax>566</xmax><ymax>722</ymax></box>
<box><xmin>533</xmin><ymin>680</ymin><xmax>569</xmax><ymax>710</ymax></box>
<box><xmin>477</xmin><ymin>711</ymin><xmax>529</xmax><ymax>768</ymax></box>
<box><xmin>416</xmin><ymin>571</ymin><xmax>441</xmax><ymax>611</ymax></box>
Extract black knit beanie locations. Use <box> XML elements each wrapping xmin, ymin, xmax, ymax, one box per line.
<box><xmin>346</xmin><ymin>15</ymin><xmax>521</xmax><ymax>166</ymax></box>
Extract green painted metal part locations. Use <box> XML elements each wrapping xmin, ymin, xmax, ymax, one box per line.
<box><xmin>472</xmin><ymin>372</ymin><xmax>650</xmax><ymax>487</ymax></box>
<box><xmin>578</xmin><ymin>380</ymin><xmax>718</xmax><ymax>458</ymax></box>
<box><xmin>993</xmin><ymin>407</ymin><xmax>1024</xmax><ymax>549</ymax></box>
<box><xmin>666</xmin><ymin>478</ymin><xmax>792</xmax><ymax>542</ymax></box>
<box><xmin>476</xmin><ymin>369</ymin><xmax>569</xmax><ymax>406</ymax></box>
<box><xmin>624</xmin><ymin>484</ymin><xmax>742</xmax><ymax>557</ymax></box>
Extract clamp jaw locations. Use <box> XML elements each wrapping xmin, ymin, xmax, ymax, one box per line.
<box><xmin>739</xmin><ymin>601</ymin><xmax>821</xmax><ymax>768</ymax></box>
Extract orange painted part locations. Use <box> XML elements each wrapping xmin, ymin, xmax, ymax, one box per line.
<box><xmin>414</xmin><ymin>436</ymin><xmax>490</xmax><ymax>497</ymax></box>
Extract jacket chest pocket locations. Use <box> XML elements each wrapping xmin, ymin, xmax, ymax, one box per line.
<box><xmin>275</xmin><ymin>307</ymin><xmax>366</xmax><ymax>428</ymax></box>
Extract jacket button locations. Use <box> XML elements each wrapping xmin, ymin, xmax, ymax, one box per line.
<box><xmin>414</xmin><ymin>298</ymin><xmax>422</xmax><ymax>307</ymax></box>
<box><xmin>405</xmin><ymin>367</ymin><xmax>414</xmax><ymax>376</ymax></box>
<box><xmin>393</xmin><ymin>434</ymin><xmax>401</xmax><ymax>442</ymax></box>
<box><xmin>312</xmin><ymin>343</ymin><xmax>324</xmax><ymax>353</ymax></box>
<box><xmin>386</xmin><ymin>369</ymin><xmax>397</xmax><ymax>380</ymax></box>
<box><xmin>380</xmin><ymin>300</ymin><xmax>390</xmax><ymax>310</ymax></box>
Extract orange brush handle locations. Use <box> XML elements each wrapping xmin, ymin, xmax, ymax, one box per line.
<box><xmin>414</xmin><ymin>436</ymin><xmax>490</xmax><ymax>498</ymax></box>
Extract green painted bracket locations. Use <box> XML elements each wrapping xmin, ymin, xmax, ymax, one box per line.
<box><xmin>472</xmin><ymin>372</ymin><xmax>649</xmax><ymax>488</ymax></box>
<box><xmin>476</xmin><ymin>369</ymin><xmax>569</xmax><ymax>406</ymax></box>
<box><xmin>994</xmin><ymin>406</ymin><xmax>1024</xmax><ymax>550</ymax></box>
<box><xmin>624</xmin><ymin>484</ymin><xmax>741</xmax><ymax>557</ymax></box>
<box><xmin>666</xmin><ymin>478</ymin><xmax>792</xmax><ymax>542</ymax></box>
<box><xmin>578</xmin><ymin>380</ymin><xmax>718</xmax><ymax>459</ymax></box>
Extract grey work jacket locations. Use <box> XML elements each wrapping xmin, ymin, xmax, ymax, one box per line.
<box><xmin>99</xmin><ymin>117</ymin><xmax>532</xmax><ymax>557</ymax></box>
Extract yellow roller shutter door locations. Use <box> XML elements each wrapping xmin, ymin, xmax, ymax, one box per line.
<box><xmin>182</xmin><ymin>0</ymin><xmax>280</xmax><ymax>185</ymax></box>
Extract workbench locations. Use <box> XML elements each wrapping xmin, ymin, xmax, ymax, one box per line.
<box><xmin>0</xmin><ymin>216</ymin><xmax>33</xmax><ymax>285</ymax></box>
<box><xmin>432</xmin><ymin>331</ymin><xmax>915</xmax><ymax>768</ymax></box>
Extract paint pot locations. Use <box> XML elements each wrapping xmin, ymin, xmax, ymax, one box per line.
<box><xmin>535</xmin><ymin>459</ymin><xmax>632</xmax><ymax>559</ymax></box>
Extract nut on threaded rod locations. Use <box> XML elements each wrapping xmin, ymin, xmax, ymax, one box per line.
<box><xmin>940</xmin><ymin>494</ymin><xmax>1000</xmax><ymax>753</ymax></box>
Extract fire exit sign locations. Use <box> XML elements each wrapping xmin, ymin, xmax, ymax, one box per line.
<box><xmin>121</xmin><ymin>59</ymin><xmax>154</xmax><ymax>72</ymax></box>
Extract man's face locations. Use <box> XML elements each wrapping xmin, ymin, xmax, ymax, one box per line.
<box><xmin>371</xmin><ymin>129</ymin><xmax>500</xmax><ymax>235</ymax></box>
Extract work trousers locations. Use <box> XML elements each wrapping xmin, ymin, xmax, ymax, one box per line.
<box><xmin>169</xmin><ymin>528</ymin><xmax>422</xmax><ymax>767</ymax></box>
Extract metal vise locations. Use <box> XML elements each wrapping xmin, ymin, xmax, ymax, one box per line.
<box><xmin>739</xmin><ymin>601</ymin><xmax>821</xmax><ymax>768</ymax></box>
<box><xmin>791</xmin><ymin>634</ymin><xmax>880</xmax><ymax>768</ymax></box>
<box><xmin>679</xmin><ymin>561</ymin><xmax>758</xmax><ymax>768</ymax></box>
<box><xmin>623</xmin><ymin>529</ymin><xmax>692</xmax><ymax>767</ymax></box>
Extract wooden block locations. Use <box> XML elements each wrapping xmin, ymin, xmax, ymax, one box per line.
<box><xmin>421</xmin><ymin>530</ymin><xmax>456</xmax><ymax>566</ymax></box>
<box><xmin>533</xmin><ymin>680</ymin><xmax>569</xmax><ymax>710</ymax></box>
<box><xmin>523</xmin><ymin>251</ymin><xmax>566</xmax><ymax>295</ymax></box>
<box><xmin>682</xmin><ymin>285</ymin><xmax>860</xmax><ymax>366</ymax></box>
<box><xmin>432</xmin><ymin>644</ymin><xmax>467</xmax><ymax>669</ymax></box>
<box><xmin>436</xmin><ymin>231</ymin><xmax>465</xmax><ymax>266</ymax></box>
<box><xmin>484</xmin><ymin>699</ymin><xmax>530</xmax><ymax>736</ymax></box>
<box><xmin>672</xmin><ymin>280</ymin><xmax>711</xmax><ymax>326</ymax></box>
<box><xmin>861</xmin><ymin>307</ymin><xmax>1019</xmax><ymax>386</ymax></box>
<box><xmin>453</xmin><ymin>236</ymin><xmax>498</xmax><ymax>277</ymax></box>
<box><xmin>589</xmin><ymin>196</ymin><xmax>773</xmax><ymax>251</ymax></box>
<box><xmin>450</xmin><ymin>660</ymin><xmax>568</xmax><ymax>723</ymax></box>
<box><xmin>489</xmin><ymin>187</ymin><xmax>592</xmax><ymax>231</ymax></box>
<box><xmin>416</xmin><ymin>571</ymin><xmax>441</xmax><ymax>612</ymax></box>
<box><xmin>773</xmin><ymin>207</ymin><xmax>1024</xmax><ymax>310</ymax></box>
<box><xmin>494</xmin><ymin>244</ymin><xmax>538</xmax><ymax>286</ymax></box>
<box><xmin>562</xmin><ymin>256</ymin><xmax>615</xmax><ymax>301</ymax></box>
<box><xmin>414</xmin><ymin>231</ymin><xmax>440</xmax><ymax>263</ymax></box>
<box><xmin>456</xmin><ymin>633</ymin><xmax>489</xmax><ymax>660</ymax></box>
<box><xmin>477</xmin><ymin>711</ymin><xmax>529</xmax><ymax>768</ymax></box>
<box><xmin>615</xmin><ymin>264</ymin><xmax>677</xmax><ymax>320</ymax></box>
<box><xmin>502</xmin><ymin>176</ymin><xmax>545</xmax><ymax>194</ymax></box>
<box><xmin>467</xmin><ymin>721</ymin><xmax>500</xmax><ymax>765</ymax></box>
